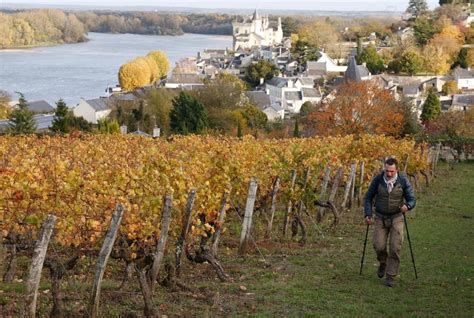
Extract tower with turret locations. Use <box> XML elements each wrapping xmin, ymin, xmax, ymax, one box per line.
<box><xmin>232</xmin><ymin>9</ymin><xmax>284</xmax><ymax>50</ymax></box>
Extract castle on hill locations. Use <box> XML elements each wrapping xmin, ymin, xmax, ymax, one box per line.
<box><xmin>232</xmin><ymin>9</ymin><xmax>283</xmax><ymax>50</ymax></box>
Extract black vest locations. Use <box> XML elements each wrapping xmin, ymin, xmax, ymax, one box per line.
<box><xmin>375</xmin><ymin>181</ymin><xmax>404</xmax><ymax>215</ymax></box>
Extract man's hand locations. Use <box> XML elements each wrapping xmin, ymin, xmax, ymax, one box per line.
<box><xmin>400</xmin><ymin>204</ymin><xmax>409</xmax><ymax>214</ymax></box>
<box><xmin>365</xmin><ymin>216</ymin><xmax>372</xmax><ymax>225</ymax></box>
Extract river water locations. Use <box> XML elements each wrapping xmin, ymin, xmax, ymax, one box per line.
<box><xmin>0</xmin><ymin>32</ymin><xmax>232</xmax><ymax>106</ymax></box>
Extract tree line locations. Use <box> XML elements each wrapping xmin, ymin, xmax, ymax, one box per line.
<box><xmin>0</xmin><ymin>9</ymin><xmax>86</xmax><ymax>48</ymax></box>
<box><xmin>0</xmin><ymin>9</ymin><xmax>235</xmax><ymax>48</ymax></box>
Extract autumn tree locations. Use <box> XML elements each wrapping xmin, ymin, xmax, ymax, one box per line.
<box><xmin>192</xmin><ymin>73</ymin><xmax>248</xmax><ymax>133</ymax></box>
<box><xmin>435</xmin><ymin>3</ymin><xmax>466</xmax><ymax>24</ymax></box>
<box><xmin>423</xmin><ymin>25</ymin><xmax>463</xmax><ymax>75</ymax></box>
<box><xmin>118</xmin><ymin>58</ymin><xmax>152</xmax><ymax>91</ymax></box>
<box><xmin>0</xmin><ymin>90</ymin><xmax>11</xmax><ymax>119</ymax></box>
<box><xmin>239</xmin><ymin>104</ymin><xmax>268</xmax><ymax>130</ymax></box>
<box><xmin>442</xmin><ymin>80</ymin><xmax>459</xmax><ymax>95</ymax></box>
<box><xmin>170</xmin><ymin>91</ymin><xmax>208</xmax><ymax>135</ymax></box>
<box><xmin>298</xmin><ymin>19</ymin><xmax>340</xmax><ymax>57</ymax></box>
<box><xmin>306</xmin><ymin>81</ymin><xmax>404</xmax><ymax>136</ymax></box>
<box><xmin>147</xmin><ymin>50</ymin><xmax>170</xmax><ymax>79</ymax></box>
<box><xmin>426</xmin><ymin>107</ymin><xmax>474</xmax><ymax>160</ymax></box>
<box><xmin>421</xmin><ymin>89</ymin><xmax>441</xmax><ymax>122</ymax></box>
<box><xmin>7</xmin><ymin>93</ymin><xmax>36</xmax><ymax>135</ymax></box>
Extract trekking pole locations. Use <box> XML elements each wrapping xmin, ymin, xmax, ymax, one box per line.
<box><xmin>403</xmin><ymin>214</ymin><xmax>418</xmax><ymax>279</ymax></box>
<box><xmin>359</xmin><ymin>223</ymin><xmax>370</xmax><ymax>275</ymax></box>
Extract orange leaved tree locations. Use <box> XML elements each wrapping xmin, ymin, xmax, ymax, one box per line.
<box><xmin>306</xmin><ymin>80</ymin><xmax>404</xmax><ymax>137</ymax></box>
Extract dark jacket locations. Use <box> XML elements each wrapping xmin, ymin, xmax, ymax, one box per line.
<box><xmin>364</xmin><ymin>172</ymin><xmax>416</xmax><ymax>217</ymax></box>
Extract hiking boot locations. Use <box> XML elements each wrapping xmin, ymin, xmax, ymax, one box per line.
<box><xmin>385</xmin><ymin>275</ymin><xmax>395</xmax><ymax>287</ymax></box>
<box><xmin>377</xmin><ymin>263</ymin><xmax>386</xmax><ymax>278</ymax></box>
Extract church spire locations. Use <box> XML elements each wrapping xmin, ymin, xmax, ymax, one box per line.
<box><xmin>253</xmin><ymin>8</ymin><xmax>260</xmax><ymax>20</ymax></box>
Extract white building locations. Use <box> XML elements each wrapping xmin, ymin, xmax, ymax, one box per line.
<box><xmin>73</xmin><ymin>98</ymin><xmax>112</xmax><ymax>124</ymax></box>
<box><xmin>265</xmin><ymin>77</ymin><xmax>321</xmax><ymax>114</ymax></box>
<box><xmin>454</xmin><ymin>67</ymin><xmax>474</xmax><ymax>90</ymax></box>
<box><xmin>306</xmin><ymin>52</ymin><xmax>347</xmax><ymax>77</ymax></box>
<box><xmin>232</xmin><ymin>9</ymin><xmax>283</xmax><ymax>50</ymax></box>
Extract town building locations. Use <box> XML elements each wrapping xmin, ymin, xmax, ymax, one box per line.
<box><xmin>232</xmin><ymin>9</ymin><xmax>283</xmax><ymax>50</ymax></box>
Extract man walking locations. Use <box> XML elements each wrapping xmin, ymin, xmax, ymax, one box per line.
<box><xmin>364</xmin><ymin>157</ymin><xmax>416</xmax><ymax>287</ymax></box>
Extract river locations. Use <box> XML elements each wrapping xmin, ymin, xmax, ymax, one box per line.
<box><xmin>0</xmin><ymin>32</ymin><xmax>232</xmax><ymax>106</ymax></box>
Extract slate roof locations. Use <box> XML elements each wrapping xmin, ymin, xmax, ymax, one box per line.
<box><xmin>85</xmin><ymin>98</ymin><xmax>111</xmax><ymax>112</ymax></box>
<box><xmin>296</xmin><ymin>77</ymin><xmax>314</xmax><ymax>87</ymax></box>
<box><xmin>168</xmin><ymin>74</ymin><xmax>204</xmax><ymax>84</ymax></box>
<box><xmin>306</xmin><ymin>61</ymin><xmax>327</xmax><ymax>71</ymax></box>
<box><xmin>452</xmin><ymin>94</ymin><xmax>474</xmax><ymax>106</ymax></box>
<box><xmin>454</xmin><ymin>67</ymin><xmax>474</xmax><ymax>79</ymax></box>
<box><xmin>285</xmin><ymin>91</ymin><xmax>302</xmax><ymax>101</ymax></box>
<box><xmin>0</xmin><ymin>114</ymin><xmax>55</xmax><ymax>132</ymax></box>
<box><xmin>245</xmin><ymin>91</ymin><xmax>271</xmax><ymax>109</ymax></box>
<box><xmin>344</xmin><ymin>56</ymin><xmax>370</xmax><ymax>82</ymax></box>
<box><xmin>266</xmin><ymin>77</ymin><xmax>289</xmax><ymax>88</ymax></box>
<box><xmin>302</xmin><ymin>88</ymin><xmax>321</xmax><ymax>98</ymax></box>
<box><xmin>27</xmin><ymin>100</ymin><xmax>55</xmax><ymax>113</ymax></box>
<box><xmin>403</xmin><ymin>85</ymin><xmax>419</xmax><ymax>95</ymax></box>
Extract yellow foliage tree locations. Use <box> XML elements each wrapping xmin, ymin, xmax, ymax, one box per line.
<box><xmin>298</xmin><ymin>20</ymin><xmax>339</xmax><ymax>54</ymax></box>
<box><xmin>147</xmin><ymin>50</ymin><xmax>170</xmax><ymax>79</ymax></box>
<box><xmin>118</xmin><ymin>58</ymin><xmax>152</xmax><ymax>91</ymax></box>
<box><xmin>143</xmin><ymin>56</ymin><xmax>160</xmax><ymax>83</ymax></box>
<box><xmin>423</xmin><ymin>43</ymin><xmax>451</xmax><ymax>75</ymax></box>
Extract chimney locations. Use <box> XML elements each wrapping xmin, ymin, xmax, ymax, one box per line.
<box><xmin>153</xmin><ymin>127</ymin><xmax>161</xmax><ymax>138</ymax></box>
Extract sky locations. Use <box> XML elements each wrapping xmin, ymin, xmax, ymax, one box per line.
<box><xmin>4</xmin><ymin>0</ymin><xmax>441</xmax><ymax>12</ymax></box>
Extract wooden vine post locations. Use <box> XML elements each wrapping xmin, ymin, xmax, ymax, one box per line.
<box><xmin>88</xmin><ymin>205</ymin><xmax>124</xmax><ymax>318</ymax></box>
<box><xmin>265</xmin><ymin>177</ymin><xmax>280</xmax><ymax>239</ymax></box>
<box><xmin>175</xmin><ymin>189</ymin><xmax>196</xmax><ymax>277</ymax></box>
<box><xmin>296</xmin><ymin>168</ymin><xmax>310</xmax><ymax>244</ymax></box>
<box><xmin>149</xmin><ymin>194</ymin><xmax>173</xmax><ymax>292</ymax></box>
<box><xmin>341</xmin><ymin>163</ymin><xmax>357</xmax><ymax>210</ymax></box>
<box><xmin>327</xmin><ymin>167</ymin><xmax>343</xmax><ymax>224</ymax></box>
<box><xmin>283</xmin><ymin>170</ymin><xmax>297</xmax><ymax>236</ymax></box>
<box><xmin>211</xmin><ymin>192</ymin><xmax>229</xmax><ymax>257</ymax></box>
<box><xmin>239</xmin><ymin>178</ymin><xmax>258</xmax><ymax>256</ymax></box>
<box><xmin>357</xmin><ymin>161</ymin><xmax>365</xmax><ymax>207</ymax></box>
<box><xmin>316</xmin><ymin>166</ymin><xmax>331</xmax><ymax>222</ymax></box>
<box><xmin>25</xmin><ymin>214</ymin><xmax>57</xmax><ymax>318</ymax></box>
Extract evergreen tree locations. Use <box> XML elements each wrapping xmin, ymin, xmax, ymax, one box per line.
<box><xmin>451</xmin><ymin>48</ymin><xmax>468</xmax><ymax>69</ymax></box>
<box><xmin>237</xmin><ymin>121</ymin><xmax>243</xmax><ymax>138</ymax></box>
<box><xmin>293</xmin><ymin>118</ymin><xmax>300</xmax><ymax>138</ymax></box>
<box><xmin>421</xmin><ymin>89</ymin><xmax>441</xmax><ymax>122</ymax></box>
<box><xmin>357</xmin><ymin>44</ymin><xmax>385</xmax><ymax>74</ymax></box>
<box><xmin>7</xmin><ymin>93</ymin><xmax>36</xmax><ymax>135</ymax></box>
<box><xmin>406</xmin><ymin>0</ymin><xmax>429</xmax><ymax>18</ymax></box>
<box><xmin>169</xmin><ymin>91</ymin><xmax>208</xmax><ymax>135</ymax></box>
<box><xmin>51</xmin><ymin>98</ymin><xmax>69</xmax><ymax>133</ymax></box>
<box><xmin>400</xmin><ymin>99</ymin><xmax>422</xmax><ymax>137</ymax></box>
<box><xmin>413</xmin><ymin>16</ymin><xmax>436</xmax><ymax>45</ymax></box>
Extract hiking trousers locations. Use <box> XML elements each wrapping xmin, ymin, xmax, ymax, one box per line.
<box><xmin>373</xmin><ymin>214</ymin><xmax>404</xmax><ymax>277</ymax></box>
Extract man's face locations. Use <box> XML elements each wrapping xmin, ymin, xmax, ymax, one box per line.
<box><xmin>384</xmin><ymin>164</ymin><xmax>397</xmax><ymax>179</ymax></box>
